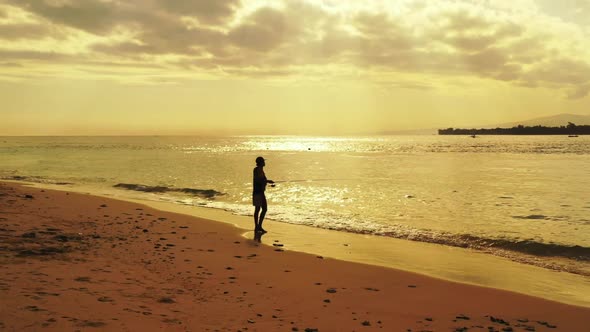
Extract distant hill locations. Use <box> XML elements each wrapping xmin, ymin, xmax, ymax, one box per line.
<box><xmin>370</xmin><ymin>113</ymin><xmax>590</xmax><ymax>136</ymax></box>
<box><xmin>482</xmin><ymin>113</ymin><xmax>590</xmax><ymax>128</ymax></box>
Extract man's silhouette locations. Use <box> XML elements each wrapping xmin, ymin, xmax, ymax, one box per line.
<box><xmin>252</xmin><ymin>156</ymin><xmax>274</xmax><ymax>233</ymax></box>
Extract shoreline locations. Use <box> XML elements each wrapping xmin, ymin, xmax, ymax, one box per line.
<box><xmin>1</xmin><ymin>181</ymin><xmax>590</xmax><ymax>331</ymax></box>
<box><xmin>8</xmin><ymin>180</ymin><xmax>590</xmax><ymax>308</ymax></box>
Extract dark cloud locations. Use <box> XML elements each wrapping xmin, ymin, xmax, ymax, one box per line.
<box><xmin>6</xmin><ymin>0</ymin><xmax>239</xmax><ymax>38</ymax></box>
<box><xmin>84</xmin><ymin>60</ymin><xmax>164</xmax><ymax>69</ymax></box>
<box><xmin>92</xmin><ymin>42</ymin><xmax>155</xmax><ymax>56</ymax></box>
<box><xmin>9</xmin><ymin>0</ymin><xmax>120</xmax><ymax>34</ymax></box>
<box><xmin>228</xmin><ymin>7</ymin><xmax>294</xmax><ymax>52</ymax></box>
<box><xmin>155</xmin><ymin>0</ymin><xmax>240</xmax><ymax>25</ymax></box>
<box><xmin>504</xmin><ymin>37</ymin><xmax>547</xmax><ymax>64</ymax></box>
<box><xmin>305</xmin><ymin>31</ymin><xmax>360</xmax><ymax>60</ymax></box>
<box><xmin>93</xmin><ymin>25</ymin><xmax>225</xmax><ymax>56</ymax></box>
<box><xmin>518</xmin><ymin>58</ymin><xmax>590</xmax><ymax>98</ymax></box>
<box><xmin>443</xmin><ymin>10</ymin><xmax>492</xmax><ymax>31</ymax></box>
<box><xmin>142</xmin><ymin>23</ymin><xmax>226</xmax><ymax>54</ymax></box>
<box><xmin>464</xmin><ymin>47</ymin><xmax>510</xmax><ymax>72</ymax></box>
<box><xmin>0</xmin><ymin>49</ymin><xmax>71</xmax><ymax>61</ymax></box>
<box><xmin>0</xmin><ymin>23</ymin><xmax>60</xmax><ymax>40</ymax></box>
<box><xmin>433</xmin><ymin>10</ymin><xmax>525</xmax><ymax>52</ymax></box>
<box><xmin>0</xmin><ymin>1</ymin><xmax>290</xmax><ymax>62</ymax></box>
<box><xmin>354</xmin><ymin>12</ymin><xmax>415</xmax><ymax>50</ymax></box>
<box><xmin>525</xmin><ymin>58</ymin><xmax>590</xmax><ymax>85</ymax></box>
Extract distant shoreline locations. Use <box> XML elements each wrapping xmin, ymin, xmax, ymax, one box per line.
<box><xmin>439</xmin><ymin>123</ymin><xmax>590</xmax><ymax>135</ymax></box>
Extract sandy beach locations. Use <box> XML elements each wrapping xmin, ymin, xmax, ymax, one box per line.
<box><xmin>1</xmin><ymin>181</ymin><xmax>589</xmax><ymax>331</ymax></box>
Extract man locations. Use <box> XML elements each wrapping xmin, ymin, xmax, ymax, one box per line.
<box><xmin>253</xmin><ymin>156</ymin><xmax>274</xmax><ymax>233</ymax></box>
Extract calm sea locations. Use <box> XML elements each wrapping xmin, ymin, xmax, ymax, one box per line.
<box><xmin>1</xmin><ymin>135</ymin><xmax>589</xmax><ymax>275</ymax></box>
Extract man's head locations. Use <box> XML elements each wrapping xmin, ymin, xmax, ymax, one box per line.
<box><xmin>256</xmin><ymin>156</ymin><xmax>265</xmax><ymax>166</ymax></box>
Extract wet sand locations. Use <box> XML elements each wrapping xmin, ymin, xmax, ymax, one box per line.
<box><xmin>1</xmin><ymin>181</ymin><xmax>589</xmax><ymax>331</ymax></box>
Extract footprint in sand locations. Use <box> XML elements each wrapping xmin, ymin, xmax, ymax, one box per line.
<box><xmin>25</xmin><ymin>304</ymin><xmax>49</xmax><ymax>312</ymax></box>
<box><xmin>74</xmin><ymin>277</ymin><xmax>91</xmax><ymax>282</ymax></box>
<box><xmin>97</xmin><ymin>297</ymin><xmax>114</xmax><ymax>302</ymax></box>
<box><xmin>81</xmin><ymin>321</ymin><xmax>106</xmax><ymax>327</ymax></box>
<box><xmin>158</xmin><ymin>297</ymin><xmax>175</xmax><ymax>304</ymax></box>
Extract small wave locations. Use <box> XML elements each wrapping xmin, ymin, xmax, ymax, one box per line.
<box><xmin>378</xmin><ymin>231</ymin><xmax>590</xmax><ymax>262</ymax></box>
<box><xmin>113</xmin><ymin>183</ymin><xmax>224</xmax><ymax>199</ymax></box>
<box><xmin>0</xmin><ymin>175</ymin><xmax>73</xmax><ymax>185</ymax></box>
<box><xmin>512</xmin><ymin>214</ymin><xmax>549</xmax><ymax>220</ymax></box>
<box><xmin>511</xmin><ymin>214</ymin><xmax>570</xmax><ymax>222</ymax></box>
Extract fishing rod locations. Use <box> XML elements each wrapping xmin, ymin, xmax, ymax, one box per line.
<box><xmin>273</xmin><ymin>179</ymin><xmax>309</xmax><ymax>183</ymax></box>
<box><xmin>272</xmin><ymin>178</ymin><xmax>352</xmax><ymax>184</ymax></box>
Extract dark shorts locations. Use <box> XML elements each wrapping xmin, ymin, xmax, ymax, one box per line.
<box><xmin>252</xmin><ymin>193</ymin><xmax>267</xmax><ymax>207</ymax></box>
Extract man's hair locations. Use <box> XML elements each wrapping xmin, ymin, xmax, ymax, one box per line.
<box><xmin>255</xmin><ymin>156</ymin><xmax>265</xmax><ymax>165</ymax></box>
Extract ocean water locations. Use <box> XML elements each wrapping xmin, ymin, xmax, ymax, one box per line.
<box><xmin>1</xmin><ymin>135</ymin><xmax>589</xmax><ymax>276</ymax></box>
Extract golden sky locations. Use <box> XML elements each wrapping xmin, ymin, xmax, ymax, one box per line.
<box><xmin>1</xmin><ymin>0</ymin><xmax>589</xmax><ymax>135</ymax></box>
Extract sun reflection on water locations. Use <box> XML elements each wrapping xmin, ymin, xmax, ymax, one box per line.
<box><xmin>241</xmin><ymin>136</ymin><xmax>381</xmax><ymax>152</ymax></box>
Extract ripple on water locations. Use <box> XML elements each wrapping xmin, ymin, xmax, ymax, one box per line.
<box><xmin>512</xmin><ymin>215</ymin><xmax>549</xmax><ymax>220</ymax></box>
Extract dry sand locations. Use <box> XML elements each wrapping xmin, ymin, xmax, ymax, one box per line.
<box><xmin>1</xmin><ymin>181</ymin><xmax>588</xmax><ymax>331</ymax></box>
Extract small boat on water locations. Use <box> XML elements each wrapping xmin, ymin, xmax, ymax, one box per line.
<box><xmin>470</xmin><ymin>134</ymin><xmax>477</xmax><ymax>138</ymax></box>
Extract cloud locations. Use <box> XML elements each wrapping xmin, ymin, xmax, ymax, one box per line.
<box><xmin>8</xmin><ymin>0</ymin><xmax>122</xmax><ymax>34</ymax></box>
<box><xmin>523</xmin><ymin>58</ymin><xmax>590</xmax><ymax>98</ymax></box>
<box><xmin>6</xmin><ymin>0</ymin><xmax>241</xmax><ymax>34</ymax></box>
<box><xmin>566</xmin><ymin>84</ymin><xmax>590</xmax><ymax>99</ymax></box>
<box><xmin>316</xmin><ymin>8</ymin><xmax>528</xmax><ymax>84</ymax></box>
<box><xmin>1</xmin><ymin>0</ymin><xmax>589</xmax><ymax>98</ymax></box>
<box><xmin>92</xmin><ymin>25</ymin><xmax>226</xmax><ymax>56</ymax></box>
<box><xmin>434</xmin><ymin>12</ymin><xmax>525</xmax><ymax>52</ymax></box>
<box><xmin>228</xmin><ymin>7</ymin><xmax>293</xmax><ymax>52</ymax></box>
<box><xmin>155</xmin><ymin>0</ymin><xmax>240</xmax><ymax>25</ymax></box>
<box><xmin>0</xmin><ymin>22</ymin><xmax>56</xmax><ymax>40</ymax></box>
<box><xmin>223</xmin><ymin>67</ymin><xmax>295</xmax><ymax>78</ymax></box>
<box><xmin>0</xmin><ymin>61</ymin><xmax>22</xmax><ymax>67</ymax></box>
<box><xmin>0</xmin><ymin>49</ymin><xmax>72</xmax><ymax>61</ymax></box>
<box><xmin>536</xmin><ymin>0</ymin><xmax>590</xmax><ymax>26</ymax></box>
<box><xmin>527</xmin><ymin>58</ymin><xmax>590</xmax><ymax>85</ymax></box>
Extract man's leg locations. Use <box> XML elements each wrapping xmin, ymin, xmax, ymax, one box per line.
<box><xmin>254</xmin><ymin>206</ymin><xmax>261</xmax><ymax>230</ymax></box>
<box><xmin>258</xmin><ymin>205</ymin><xmax>267</xmax><ymax>232</ymax></box>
